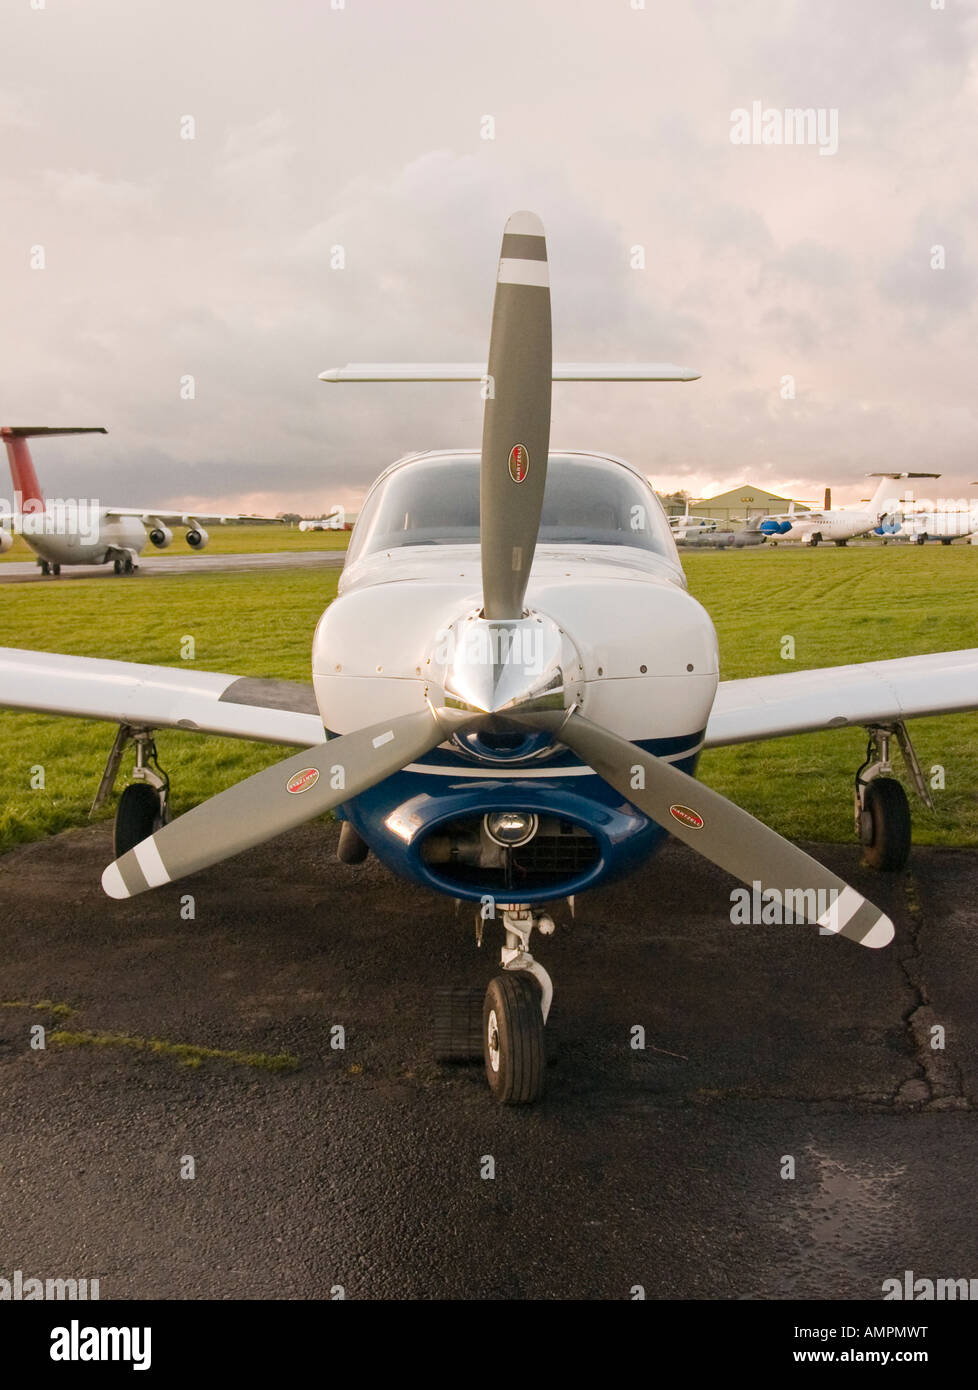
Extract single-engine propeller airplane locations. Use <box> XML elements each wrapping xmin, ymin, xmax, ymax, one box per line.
<box><xmin>3</xmin><ymin>212</ymin><xmax>978</xmax><ymax>1104</ymax></box>
<box><xmin>0</xmin><ymin>426</ymin><xmax>275</xmax><ymax>575</ymax></box>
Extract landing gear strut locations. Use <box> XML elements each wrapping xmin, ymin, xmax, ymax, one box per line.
<box><xmin>854</xmin><ymin>723</ymin><xmax>931</xmax><ymax>871</ymax></box>
<box><xmin>483</xmin><ymin>905</ymin><xmax>554</xmax><ymax>1104</ymax></box>
<box><xmin>434</xmin><ymin>902</ymin><xmax>557</xmax><ymax>1103</ymax></box>
<box><xmin>91</xmin><ymin>724</ymin><xmax>170</xmax><ymax>855</ymax></box>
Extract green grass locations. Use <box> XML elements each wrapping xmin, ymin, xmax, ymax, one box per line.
<box><xmin>47</xmin><ymin>1030</ymin><xmax>299</xmax><ymax>1072</ymax></box>
<box><xmin>0</xmin><ymin>544</ymin><xmax>976</xmax><ymax>852</ymax></box>
<box><xmin>0</xmin><ymin>569</ymin><xmax>339</xmax><ymax>847</ymax></box>
<box><xmin>685</xmin><ymin>546</ymin><xmax>978</xmax><ymax>846</ymax></box>
<box><xmin>0</xmin><ymin>522</ymin><xmax>350</xmax><ymax>562</ymax></box>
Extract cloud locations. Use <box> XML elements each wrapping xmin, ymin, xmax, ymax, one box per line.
<box><xmin>0</xmin><ymin>0</ymin><xmax>976</xmax><ymax>513</ymax></box>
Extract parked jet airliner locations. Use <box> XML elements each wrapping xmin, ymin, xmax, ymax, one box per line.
<box><xmin>760</xmin><ymin>473</ymin><xmax>942</xmax><ymax>545</ymax></box>
<box><xmin>0</xmin><ymin>427</ymin><xmax>272</xmax><ymax>575</ymax></box>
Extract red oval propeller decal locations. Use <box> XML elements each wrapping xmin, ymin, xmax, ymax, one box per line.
<box><xmin>508</xmin><ymin>444</ymin><xmax>529</xmax><ymax>483</ymax></box>
<box><xmin>287</xmin><ymin>767</ymin><xmax>320</xmax><ymax>794</ymax></box>
<box><xmin>669</xmin><ymin>804</ymin><xmax>704</xmax><ymax>829</ymax></box>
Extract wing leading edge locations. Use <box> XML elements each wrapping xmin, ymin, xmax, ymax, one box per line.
<box><xmin>706</xmin><ymin>649</ymin><xmax>978</xmax><ymax>747</ymax></box>
<box><xmin>0</xmin><ymin>648</ymin><xmax>324</xmax><ymax>747</ymax></box>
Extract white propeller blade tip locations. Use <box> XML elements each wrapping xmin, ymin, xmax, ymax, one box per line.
<box><xmin>101</xmin><ymin>861</ymin><xmax>131</xmax><ymax>899</ymax></box>
<box><xmin>861</xmin><ymin>914</ymin><xmax>895</xmax><ymax>949</ymax></box>
<box><xmin>504</xmin><ymin>210</ymin><xmax>545</xmax><ymax>236</ymax></box>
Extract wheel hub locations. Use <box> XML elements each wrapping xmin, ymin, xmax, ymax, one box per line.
<box><xmin>486</xmin><ymin>1009</ymin><xmax>500</xmax><ymax>1072</ymax></box>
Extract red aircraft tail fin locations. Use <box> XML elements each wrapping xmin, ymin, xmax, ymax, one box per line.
<box><xmin>0</xmin><ymin>427</ymin><xmax>107</xmax><ymax>513</ymax></box>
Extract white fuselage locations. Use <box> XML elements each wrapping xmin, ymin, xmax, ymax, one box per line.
<box><xmin>778</xmin><ymin>509</ymin><xmax>876</xmax><ymax>543</ymax></box>
<box><xmin>895</xmin><ymin>510</ymin><xmax>978</xmax><ymax>542</ymax></box>
<box><xmin>312</xmin><ymin>544</ymin><xmax>720</xmax><ymax>747</ymax></box>
<box><xmin>15</xmin><ymin>511</ymin><xmax>148</xmax><ymax>565</ymax></box>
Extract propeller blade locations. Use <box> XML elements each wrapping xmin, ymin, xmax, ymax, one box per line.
<box><xmin>548</xmin><ymin>712</ymin><xmax>894</xmax><ymax>948</ymax></box>
<box><xmin>101</xmin><ymin>706</ymin><xmax>467</xmax><ymax>899</ymax></box>
<box><xmin>480</xmin><ymin>211</ymin><xmax>552</xmax><ymax>620</ymax></box>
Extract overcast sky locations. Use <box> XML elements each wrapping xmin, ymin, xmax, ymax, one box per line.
<box><xmin>2</xmin><ymin>0</ymin><xmax>976</xmax><ymax>515</ymax></box>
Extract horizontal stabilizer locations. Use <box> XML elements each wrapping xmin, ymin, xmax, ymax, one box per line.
<box><xmin>319</xmin><ymin>362</ymin><xmax>700</xmax><ymax>383</ymax></box>
<box><xmin>0</xmin><ymin>426</ymin><xmax>107</xmax><ymax>438</ymax></box>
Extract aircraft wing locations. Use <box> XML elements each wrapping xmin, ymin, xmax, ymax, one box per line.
<box><xmin>705</xmin><ymin>649</ymin><xmax>978</xmax><ymax>747</ymax></box>
<box><xmin>3</xmin><ymin>646</ymin><xmax>976</xmax><ymax>757</ymax></box>
<box><xmin>320</xmin><ymin>362</ymin><xmax>700</xmax><ymax>382</ymax></box>
<box><xmin>0</xmin><ymin>648</ymin><xmax>324</xmax><ymax>747</ymax></box>
<box><xmin>102</xmin><ymin>509</ymin><xmax>281</xmax><ymax>524</ymax></box>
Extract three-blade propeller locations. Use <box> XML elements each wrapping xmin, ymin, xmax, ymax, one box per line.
<box><xmin>100</xmin><ymin>211</ymin><xmax>895</xmax><ymax>950</ymax></box>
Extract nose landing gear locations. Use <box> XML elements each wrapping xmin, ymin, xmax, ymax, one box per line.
<box><xmin>484</xmin><ymin>905</ymin><xmax>554</xmax><ymax>1104</ymax></box>
<box><xmin>435</xmin><ymin>903</ymin><xmax>556</xmax><ymax>1104</ymax></box>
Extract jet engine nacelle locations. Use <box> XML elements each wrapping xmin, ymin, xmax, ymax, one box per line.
<box><xmin>148</xmin><ymin>522</ymin><xmax>173</xmax><ymax>549</ymax></box>
<box><xmin>0</xmin><ymin>528</ymin><xmax>12</xmax><ymax>553</ymax></box>
<box><xmin>186</xmin><ymin>525</ymin><xmax>209</xmax><ymax>549</ymax></box>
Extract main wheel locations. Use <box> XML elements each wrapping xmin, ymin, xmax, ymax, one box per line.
<box><xmin>833</xmin><ymin>539</ymin><xmax>847</xmax><ymax>547</ymax></box>
<box><xmin>39</xmin><ymin>560</ymin><xmax>50</xmax><ymax>575</ymax></box>
<box><xmin>915</xmin><ymin>535</ymin><xmax>926</xmax><ymax>546</ymax></box>
<box><xmin>859</xmin><ymin>778</ymin><xmax>911</xmax><ymax>872</ymax></box>
<box><xmin>433</xmin><ymin>986</ymin><xmax>484</xmax><ymax>1062</ymax></box>
<box><xmin>122</xmin><ymin>553</ymin><xmax>135</xmax><ymax>575</ymax></box>
<box><xmin>114</xmin><ymin>783</ymin><xmax>165</xmax><ymax>858</ymax></box>
<box><xmin>51</xmin><ymin>562</ymin><xmax>61</xmax><ymax>575</ymax></box>
<box><xmin>941</xmin><ymin>538</ymin><xmax>952</xmax><ymax>546</ymax></box>
<box><xmin>113</xmin><ymin>557</ymin><xmax>122</xmax><ymax>574</ymax></box>
<box><xmin>483</xmin><ymin>972</ymin><xmax>545</xmax><ymax>1104</ymax></box>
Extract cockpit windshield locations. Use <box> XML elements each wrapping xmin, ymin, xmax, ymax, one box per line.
<box><xmin>347</xmin><ymin>452</ymin><xmax>678</xmax><ymax>563</ymax></box>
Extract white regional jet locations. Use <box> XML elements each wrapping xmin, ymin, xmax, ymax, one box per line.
<box><xmin>760</xmin><ymin>474</ymin><xmax>941</xmax><ymax>546</ymax></box>
<box><xmin>2</xmin><ymin>213</ymin><xmax>978</xmax><ymax>1105</ymax></box>
<box><xmin>877</xmin><ymin>483</ymin><xmax>978</xmax><ymax>545</ymax></box>
<box><xmin>0</xmin><ymin>426</ymin><xmax>270</xmax><ymax>575</ymax></box>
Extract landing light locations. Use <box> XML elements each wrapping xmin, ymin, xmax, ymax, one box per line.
<box><xmin>485</xmin><ymin>811</ymin><xmax>538</xmax><ymax>847</ymax></box>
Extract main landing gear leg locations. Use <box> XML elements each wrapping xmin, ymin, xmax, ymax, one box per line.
<box><xmin>854</xmin><ymin>722</ymin><xmax>931</xmax><ymax>872</ymax></box>
<box><xmin>91</xmin><ymin>724</ymin><xmax>170</xmax><ymax>856</ymax></box>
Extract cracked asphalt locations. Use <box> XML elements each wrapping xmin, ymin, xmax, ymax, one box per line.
<box><xmin>0</xmin><ymin>823</ymin><xmax>976</xmax><ymax>1300</ymax></box>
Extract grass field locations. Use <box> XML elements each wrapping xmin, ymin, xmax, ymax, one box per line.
<box><xmin>0</xmin><ymin>522</ymin><xmax>351</xmax><ymax>562</ymax></box>
<box><xmin>1</xmin><ymin>544</ymin><xmax>976</xmax><ymax>853</ymax></box>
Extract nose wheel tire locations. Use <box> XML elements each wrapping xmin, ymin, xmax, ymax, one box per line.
<box><xmin>114</xmin><ymin>782</ymin><xmax>167</xmax><ymax>858</ymax></box>
<box><xmin>859</xmin><ymin>778</ymin><xmax>911</xmax><ymax>872</ymax></box>
<box><xmin>483</xmin><ymin>971</ymin><xmax>545</xmax><ymax>1104</ymax></box>
<box><xmin>336</xmin><ymin>821</ymin><xmax>369</xmax><ymax>864</ymax></box>
<box><xmin>433</xmin><ymin>985</ymin><xmax>485</xmax><ymax>1062</ymax></box>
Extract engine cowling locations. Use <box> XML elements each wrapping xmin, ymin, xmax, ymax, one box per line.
<box><xmin>0</xmin><ymin>528</ymin><xmax>13</xmax><ymax>553</ymax></box>
<box><xmin>186</xmin><ymin>526</ymin><xmax>209</xmax><ymax>549</ymax></box>
<box><xmin>148</xmin><ymin>522</ymin><xmax>173</xmax><ymax>549</ymax></box>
